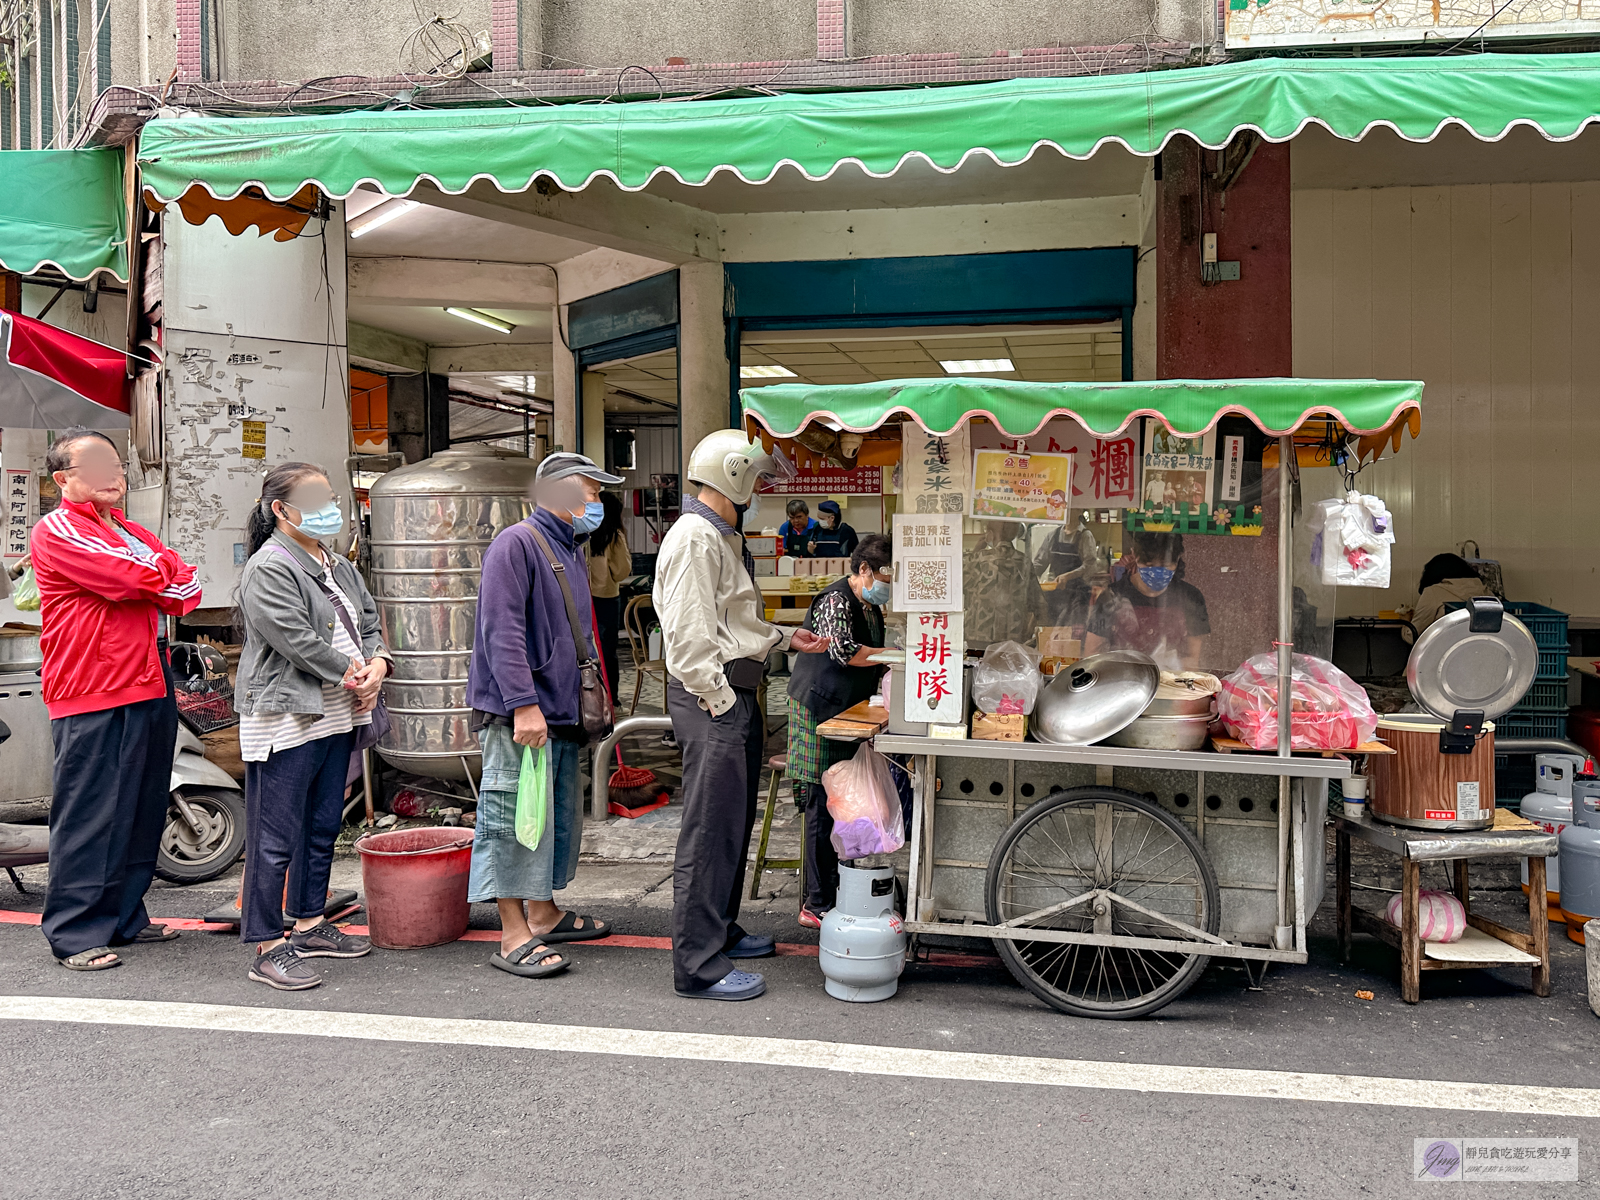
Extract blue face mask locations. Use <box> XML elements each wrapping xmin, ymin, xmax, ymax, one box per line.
<box><xmin>863</xmin><ymin>580</ymin><xmax>892</xmax><ymax>606</ymax></box>
<box><xmin>292</xmin><ymin>502</ymin><xmax>344</xmax><ymax>540</ymax></box>
<box><xmin>571</xmin><ymin>500</ymin><xmax>605</xmax><ymax>535</ymax></box>
<box><xmin>1138</xmin><ymin>565</ymin><xmax>1176</xmax><ymax>593</ymax></box>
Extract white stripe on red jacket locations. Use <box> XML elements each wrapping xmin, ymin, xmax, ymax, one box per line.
<box><xmin>29</xmin><ymin>497</ymin><xmax>202</xmax><ymax>718</ymax></box>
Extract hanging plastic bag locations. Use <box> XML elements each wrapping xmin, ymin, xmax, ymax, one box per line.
<box><xmin>515</xmin><ymin>743</ymin><xmax>551</xmax><ymax>851</ymax></box>
<box><xmin>822</xmin><ymin>743</ymin><xmax>905</xmax><ymax>859</ymax></box>
<box><xmin>10</xmin><ymin>564</ymin><xmax>39</xmax><ymax>612</ymax></box>
<box><xmin>1310</xmin><ymin>491</ymin><xmax>1395</xmax><ymax>588</ymax></box>
<box><xmin>1217</xmin><ymin>652</ymin><xmax>1378</xmax><ymax>751</ymax></box>
<box><xmin>971</xmin><ymin>640</ymin><xmax>1043</xmax><ymax>715</ymax></box>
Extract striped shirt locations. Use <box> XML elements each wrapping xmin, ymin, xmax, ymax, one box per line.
<box><xmin>238</xmin><ymin>550</ymin><xmax>372</xmax><ymax>763</ymax></box>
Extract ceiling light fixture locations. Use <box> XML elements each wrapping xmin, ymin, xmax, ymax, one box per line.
<box><xmin>739</xmin><ymin>364</ymin><xmax>798</xmax><ymax>379</ymax></box>
<box><xmin>445</xmin><ymin>307</ymin><xmax>515</xmax><ymax>334</ymax></box>
<box><xmin>940</xmin><ymin>358</ymin><xmax>1015</xmax><ymax>374</ymax></box>
<box><xmin>348</xmin><ymin>198</ymin><xmax>421</xmax><ymax>238</ymax></box>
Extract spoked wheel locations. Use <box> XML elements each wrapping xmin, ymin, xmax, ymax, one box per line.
<box><xmin>985</xmin><ymin>786</ymin><xmax>1220</xmax><ymax>1019</ymax></box>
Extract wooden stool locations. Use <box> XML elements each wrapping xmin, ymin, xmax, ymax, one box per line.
<box><xmin>751</xmin><ymin>754</ymin><xmax>804</xmax><ymax>899</ymax></box>
<box><xmin>1335</xmin><ymin>811</ymin><xmax>1556</xmax><ymax>1004</ymax></box>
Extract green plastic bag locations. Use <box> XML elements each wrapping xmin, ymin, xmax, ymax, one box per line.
<box><xmin>11</xmin><ymin>565</ymin><xmax>39</xmax><ymax>612</ymax></box>
<box><xmin>515</xmin><ymin>743</ymin><xmax>551</xmax><ymax>851</ymax></box>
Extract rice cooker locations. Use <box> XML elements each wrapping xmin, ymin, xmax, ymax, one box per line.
<box><xmin>1367</xmin><ymin>597</ymin><xmax>1537</xmax><ymax>831</ymax></box>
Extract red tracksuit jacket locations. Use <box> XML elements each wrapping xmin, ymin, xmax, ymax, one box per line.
<box><xmin>29</xmin><ymin>497</ymin><xmax>203</xmax><ymax>718</ymax></box>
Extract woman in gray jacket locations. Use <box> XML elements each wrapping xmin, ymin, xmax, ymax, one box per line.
<box><xmin>235</xmin><ymin>462</ymin><xmax>390</xmax><ymax>990</ymax></box>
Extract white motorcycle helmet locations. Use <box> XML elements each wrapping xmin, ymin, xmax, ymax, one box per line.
<box><xmin>685</xmin><ymin>429</ymin><xmax>794</xmax><ymax>505</ymax></box>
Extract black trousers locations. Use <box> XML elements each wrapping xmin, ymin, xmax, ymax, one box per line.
<box><xmin>802</xmin><ymin>781</ymin><xmax>840</xmax><ymax>913</ymax></box>
<box><xmin>42</xmin><ymin>670</ymin><xmax>177</xmax><ymax>959</ymax></box>
<box><xmin>667</xmin><ymin>679</ymin><xmax>763</xmax><ymax>991</ymax></box>
<box><xmin>241</xmin><ymin>730</ymin><xmax>355</xmax><ymax>944</ymax></box>
<box><xmin>593</xmin><ymin>595</ymin><xmax>621</xmax><ymax>703</ymax></box>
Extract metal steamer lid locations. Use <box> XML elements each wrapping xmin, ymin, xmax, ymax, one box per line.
<box><xmin>1033</xmin><ymin>650</ymin><xmax>1160</xmax><ymax>746</ymax></box>
<box><xmin>1405</xmin><ymin>597</ymin><xmax>1538</xmax><ymax>724</ymax></box>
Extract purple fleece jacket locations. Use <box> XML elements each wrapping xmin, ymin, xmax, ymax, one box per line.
<box><xmin>466</xmin><ymin>505</ymin><xmax>595</xmax><ymax>723</ymax></box>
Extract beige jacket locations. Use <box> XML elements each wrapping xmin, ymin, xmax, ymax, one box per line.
<box><xmin>653</xmin><ymin>511</ymin><xmax>793</xmax><ymax>716</ymax></box>
<box><xmin>586</xmin><ymin>531</ymin><xmax>632</xmax><ymax>599</ymax></box>
<box><xmin>1414</xmin><ymin>576</ymin><xmax>1486</xmax><ymax>631</ymax></box>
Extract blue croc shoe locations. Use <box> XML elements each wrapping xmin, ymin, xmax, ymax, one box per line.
<box><xmin>727</xmin><ymin>933</ymin><xmax>776</xmax><ymax>959</ymax></box>
<box><xmin>677</xmin><ymin>970</ymin><xmax>767</xmax><ymax>1001</ymax></box>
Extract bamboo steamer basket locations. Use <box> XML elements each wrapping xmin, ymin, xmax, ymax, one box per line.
<box><xmin>1367</xmin><ymin>714</ymin><xmax>1496</xmax><ymax>831</ymax></box>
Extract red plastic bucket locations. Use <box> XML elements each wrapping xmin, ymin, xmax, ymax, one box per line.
<box><xmin>354</xmin><ymin>827</ymin><xmax>475</xmax><ymax>950</ymax></box>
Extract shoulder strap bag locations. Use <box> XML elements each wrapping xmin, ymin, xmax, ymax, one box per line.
<box><xmin>525</xmin><ymin>523</ymin><xmax>615</xmax><ymax>745</ymax></box>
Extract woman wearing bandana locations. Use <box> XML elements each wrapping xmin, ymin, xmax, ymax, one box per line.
<box><xmin>1084</xmin><ymin>532</ymin><xmax>1209</xmax><ymax>670</ymax></box>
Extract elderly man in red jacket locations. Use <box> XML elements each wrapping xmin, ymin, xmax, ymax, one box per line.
<box><xmin>30</xmin><ymin>427</ymin><xmax>201</xmax><ymax>970</ymax></box>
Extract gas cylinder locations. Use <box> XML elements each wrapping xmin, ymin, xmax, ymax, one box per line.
<box><xmin>1557</xmin><ymin>776</ymin><xmax>1600</xmax><ymax>946</ymax></box>
<box><xmin>1519</xmin><ymin>753</ymin><xmax>1589</xmax><ymax>909</ymax></box>
<box><xmin>819</xmin><ymin>863</ymin><xmax>908</xmax><ymax>1002</ymax></box>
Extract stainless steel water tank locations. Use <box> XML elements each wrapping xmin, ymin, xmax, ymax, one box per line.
<box><xmin>368</xmin><ymin>446</ymin><xmax>540</xmax><ymax>780</ymax></box>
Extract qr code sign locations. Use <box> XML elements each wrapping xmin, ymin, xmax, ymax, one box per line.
<box><xmin>905</xmin><ymin>559</ymin><xmax>949</xmax><ymax>603</ymax></box>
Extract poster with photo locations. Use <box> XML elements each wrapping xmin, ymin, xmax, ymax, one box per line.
<box><xmin>1140</xmin><ymin>427</ymin><xmax>1215</xmax><ymax>516</ymax></box>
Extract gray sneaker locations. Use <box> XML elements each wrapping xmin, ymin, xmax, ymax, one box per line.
<box><xmin>288</xmin><ymin>921</ymin><xmax>372</xmax><ymax>959</ymax></box>
<box><xmin>249</xmin><ymin>944</ymin><xmax>322</xmax><ymax>991</ymax></box>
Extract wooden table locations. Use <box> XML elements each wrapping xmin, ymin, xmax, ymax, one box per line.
<box><xmin>815</xmin><ymin>699</ymin><xmax>890</xmax><ymax>742</ymax></box>
<box><xmin>1334</xmin><ymin>811</ymin><xmax>1557</xmax><ymax>1003</ymax></box>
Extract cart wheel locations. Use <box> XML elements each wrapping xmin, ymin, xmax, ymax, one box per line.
<box><xmin>985</xmin><ymin>786</ymin><xmax>1220</xmax><ymax>1020</ymax></box>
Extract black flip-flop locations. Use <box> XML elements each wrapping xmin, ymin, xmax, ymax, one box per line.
<box><xmin>131</xmin><ymin>923</ymin><xmax>179</xmax><ymax>943</ymax></box>
<box><xmin>58</xmin><ymin>946</ymin><xmax>120</xmax><ymax>971</ymax></box>
<box><xmin>538</xmin><ymin>911</ymin><xmax>610</xmax><ymax>943</ymax></box>
<box><xmin>490</xmin><ymin>939</ymin><xmax>569</xmax><ymax>978</ymax></box>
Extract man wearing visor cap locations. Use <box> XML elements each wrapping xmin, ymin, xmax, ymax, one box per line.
<box><xmin>655</xmin><ymin>431</ymin><xmax>829</xmax><ymax>1001</ymax></box>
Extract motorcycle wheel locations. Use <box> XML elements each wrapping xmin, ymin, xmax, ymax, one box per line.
<box><xmin>156</xmin><ymin>788</ymin><xmax>247</xmax><ymax>884</ymax></box>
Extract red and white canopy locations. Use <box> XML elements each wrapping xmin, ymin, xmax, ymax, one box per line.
<box><xmin>0</xmin><ymin>309</ymin><xmax>129</xmax><ymax>430</ymax></box>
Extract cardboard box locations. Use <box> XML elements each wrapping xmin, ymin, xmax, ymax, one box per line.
<box><xmin>971</xmin><ymin>712</ymin><xmax>1027</xmax><ymax>741</ymax></box>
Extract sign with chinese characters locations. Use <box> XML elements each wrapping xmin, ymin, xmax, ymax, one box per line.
<box><xmin>892</xmin><ymin>513</ymin><xmax>962</xmax><ymax>613</ymax></box>
<box><xmin>760</xmin><ymin>464</ymin><xmax>881</xmax><ymax>496</ymax></box>
<box><xmin>241</xmin><ymin>419</ymin><xmax>267</xmax><ymax>460</ymax></box>
<box><xmin>904</xmin><ymin>610</ymin><xmax>965</xmax><ymax>726</ymax></box>
<box><xmin>5</xmin><ymin>469</ymin><xmax>32</xmax><ymax>559</ymax></box>
<box><xmin>1221</xmin><ymin>435</ymin><xmax>1244</xmax><ymax>503</ymax></box>
<box><xmin>970</xmin><ymin>450</ymin><xmax>1074</xmax><ymax>523</ymax></box>
<box><xmin>1140</xmin><ymin>427</ymin><xmax>1215</xmax><ymax>513</ymax></box>
<box><xmin>900</xmin><ymin>424</ymin><xmax>970</xmax><ymax>515</ymax></box>
<box><xmin>969</xmin><ymin>418</ymin><xmax>1138</xmax><ymax>508</ymax></box>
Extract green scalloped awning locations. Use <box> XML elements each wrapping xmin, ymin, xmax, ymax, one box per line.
<box><xmin>138</xmin><ymin>52</ymin><xmax>1600</xmax><ymax>203</ymax></box>
<box><xmin>0</xmin><ymin>149</ymin><xmax>128</xmax><ymax>282</ymax></box>
<box><xmin>740</xmin><ymin>377</ymin><xmax>1424</xmax><ymax>440</ymax></box>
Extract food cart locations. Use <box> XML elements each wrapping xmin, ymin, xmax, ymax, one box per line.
<box><xmin>742</xmin><ymin>376</ymin><xmax>1424</xmax><ymax>1018</ymax></box>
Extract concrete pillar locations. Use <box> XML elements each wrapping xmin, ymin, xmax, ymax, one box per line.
<box><xmin>1156</xmin><ymin>136</ymin><xmax>1292</xmax><ymax>378</ymax></box>
<box><xmin>678</xmin><ymin>261</ymin><xmax>730</xmax><ymax>461</ymax></box>
<box><xmin>518</xmin><ymin>0</ymin><xmax>545</xmax><ymax>70</ymax></box>
<box><xmin>491</xmin><ymin>0</ymin><xmax>520</xmax><ymax>70</ymax></box>
<box><xmin>550</xmin><ymin>303</ymin><xmax>576</xmax><ymax>453</ymax></box>
<box><xmin>581</xmin><ymin>370</ymin><xmax>606</xmax><ymax>463</ymax></box>
<box><xmin>389</xmin><ymin>373</ymin><xmax>450</xmax><ymax>464</ymax></box>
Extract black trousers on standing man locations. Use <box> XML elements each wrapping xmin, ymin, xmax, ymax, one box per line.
<box><xmin>667</xmin><ymin>678</ymin><xmax>764</xmax><ymax>992</ymax></box>
<box><xmin>42</xmin><ymin>665</ymin><xmax>177</xmax><ymax>959</ymax></box>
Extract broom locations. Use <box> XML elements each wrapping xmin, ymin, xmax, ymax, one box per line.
<box><xmin>594</xmin><ymin>600</ymin><xmax>671</xmax><ymax>816</ymax></box>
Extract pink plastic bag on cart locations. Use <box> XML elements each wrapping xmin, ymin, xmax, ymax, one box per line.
<box><xmin>822</xmin><ymin>744</ymin><xmax>906</xmax><ymax>860</ymax></box>
<box><xmin>1217</xmin><ymin>653</ymin><xmax>1377</xmax><ymax>751</ymax></box>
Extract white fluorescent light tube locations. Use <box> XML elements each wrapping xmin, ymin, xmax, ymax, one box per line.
<box><xmin>739</xmin><ymin>364</ymin><xmax>797</xmax><ymax>379</ymax></box>
<box><xmin>348</xmin><ymin>198</ymin><xmax>420</xmax><ymax>238</ymax></box>
<box><xmin>939</xmin><ymin>358</ymin><xmax>1014</xmax><ymax>374</ymax></box>
<box><xmin>445</xmin><ymin>307</ymin><xmax>515</xmax><ymax>334</ymax></box>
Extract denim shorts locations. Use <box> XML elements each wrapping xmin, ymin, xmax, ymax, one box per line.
<box><xmin>467</xmin><ymin>723</ymin><xmax>583</xmax><ymax>903</ymax></box>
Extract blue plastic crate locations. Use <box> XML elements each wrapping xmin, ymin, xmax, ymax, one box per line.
<box><xmin>1514</xmin><ymin>680</ymin><xmax>1571</xmax><ymax>711</ymax></box>
<box><xmin>1504</xmin><ymin>600</ymin><xmax>1569</xmax><ymax>652</ymax></box>
<box><xmin>1495</xmin><ymin>711</ymin><xmax>1570</xmax><ymax>741</ymax></box>
<box><xmin>1537</xmin><ymin>648</ymin><xmax>1568</xmax><ymax>680</ymax></box>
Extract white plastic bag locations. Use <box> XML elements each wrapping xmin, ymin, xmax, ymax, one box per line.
<box><xmin>971</xmin><ymin>640</ymin><xmax>1042</xmax><ymax>715</ymax></box>
<box><xmin>822</xmin><ymin>744</ymin><xmax>905</xmax><ymax>859</ymax></box>
<box><xmin>1310</xmin><ymin>490</ymin><xmax>1395</xmax><ymax>588</ymax></box>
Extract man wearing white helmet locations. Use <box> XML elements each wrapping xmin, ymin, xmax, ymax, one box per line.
<box><xmin>654</xmin><ymin>429</ymin><xmax>828</xmax><ymax>1000</ymax></box>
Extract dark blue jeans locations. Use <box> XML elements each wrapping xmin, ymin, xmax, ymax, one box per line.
<box><xmin>42</xmin><ymin>672</ymin><xmax>177</xmax><ymax>959</ymax></box>
<box><xmin>241</xmin><ymin>731</ymin><xmax>355</xmax><ymax>944</ymax></box>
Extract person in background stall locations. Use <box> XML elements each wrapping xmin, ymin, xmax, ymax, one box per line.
<box><xmin>586</xmin><ymin>491</ymin><xmax>631</xmax><ymax>703</ymax></box>
<box><xmin>806</xmin><ymin>499</ymin><xmax>859</xmax><ymax>560</ymax></box>
<box><xmin>1412</xmin><ymin>553</ymin><xmax>1487</xmax><ymax>632</ymax></box>
<box><xmin>963</xmin><ymin>521</ymin><xmax>1045</xmax><ymax>648</ymax></box>
<box><xmin>780</xmin><ymin>498</ymin><xmax>817</xmax><ymax>557</ymax></box>
<box><xmin>1084</xmin><ymin>531</ymin><xmax>1209</xmax><ymax>670</ymax></box>
<box><xmin>786</xmin><ymin>533</ymin><xmax>891</xmax><ymax>928</ymax></box>
<box><xmin>234</xmin><ymin>462</ymin><xmax>390</xmax><ymax>990</ymax></box>
<box><xmin>30</xmin><ymin>428</ymin><xmax>202</xmax><ymax>971</ymax></box>
<box><xmin>1033</xmin><ymin>513</ymin><xmax>1100</xmax><ymax>629</ymax></box>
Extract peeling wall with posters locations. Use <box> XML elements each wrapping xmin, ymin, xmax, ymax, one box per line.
<box><xmin>161</xmin><ymin>205</ymin><xmax>352</xmax><ymax>610</ymax></box>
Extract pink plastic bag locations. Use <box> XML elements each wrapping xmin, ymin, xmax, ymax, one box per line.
<box><xmin>1385</xmin><ymin>889</ymin><xmax>1467</xmax><ymax>942</ymax></box>
<box><xmin>1217</xmin><ymin>653</ymin><xmax>1377</xmax><ymax>751</ymax></box>
<box><xmin>822</xmin><ymin>744</ymin><xmax>906</xmax><ymax>860</ymax></box>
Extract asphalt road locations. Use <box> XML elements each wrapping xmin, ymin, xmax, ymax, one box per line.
<box><xmin>1</xmin><ymin>866</ymin><xmax>1597</xmax><ymax>1199</ymax></box>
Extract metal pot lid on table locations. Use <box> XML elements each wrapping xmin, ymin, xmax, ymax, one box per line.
<box><xmin>1032</xmin><ymin>649</ymin><xmax>1160</xmax><ymax>746</ymax></box>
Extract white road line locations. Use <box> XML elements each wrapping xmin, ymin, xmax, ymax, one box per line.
<box><xmin>4</xmin><ymin>994</ymin><xmax>1598</xmax><ymax>1118</ymax></box>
